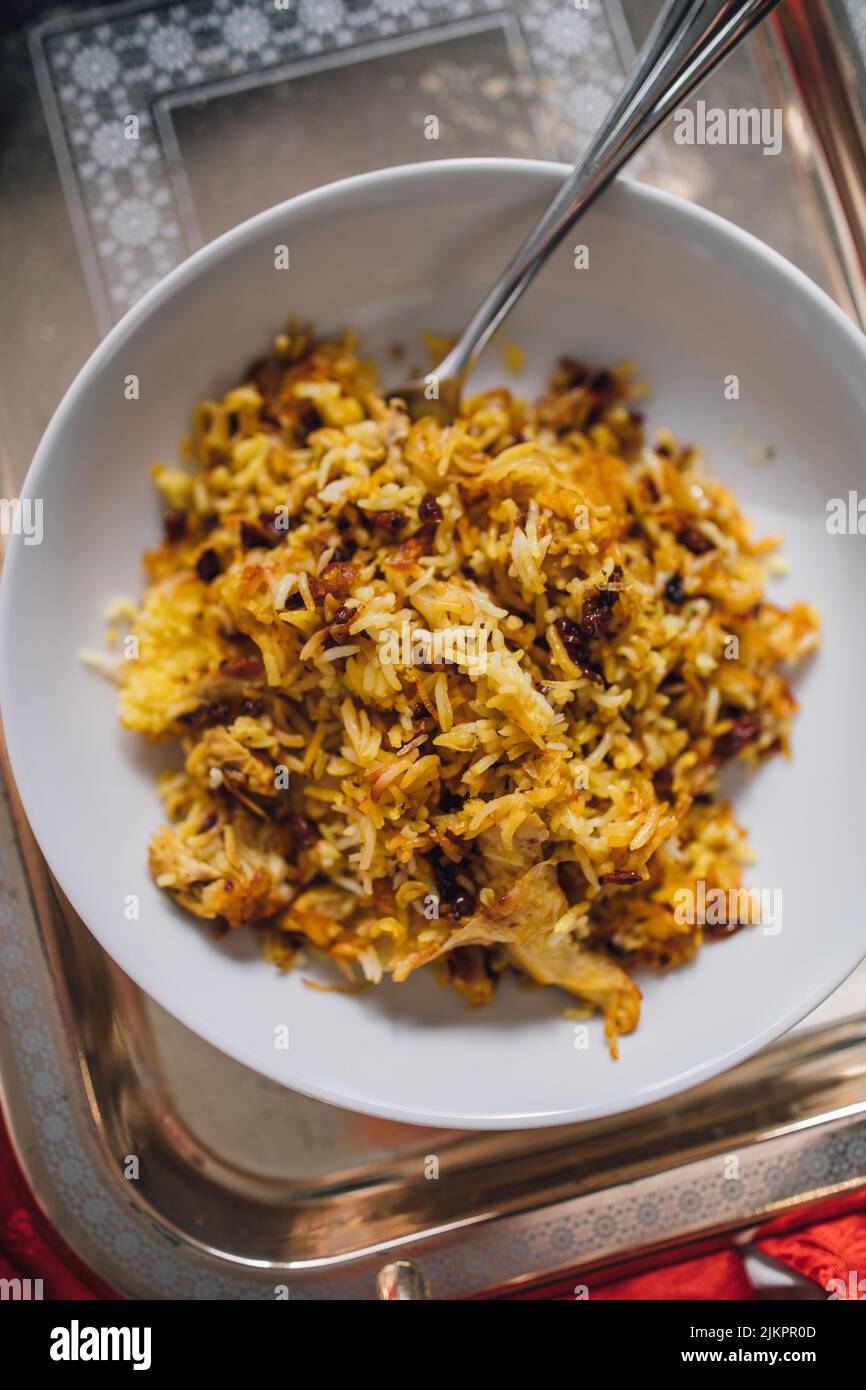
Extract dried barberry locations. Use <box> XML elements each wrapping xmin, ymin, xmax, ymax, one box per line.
<box><xmin>196</xmin><ymin>548</ymin><xmax>221</xmax><ymax>582</ymax></box>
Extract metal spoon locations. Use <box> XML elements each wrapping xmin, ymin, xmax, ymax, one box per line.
<box><xmin>391</xmin><ymin>0</ymin><xmax>783</xmax><ymax>422</ymax></box>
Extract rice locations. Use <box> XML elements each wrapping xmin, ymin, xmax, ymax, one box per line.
<box><xmin>112</xmin><ymin>326</ymin><xmax>819</xmax><ymax>1055</ymax></box>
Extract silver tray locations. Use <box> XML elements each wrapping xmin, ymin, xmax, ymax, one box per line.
<box><xmin>2</xmin><ymin>0</ymin><xmax>866</xmax><ymax>1300</ymax></box>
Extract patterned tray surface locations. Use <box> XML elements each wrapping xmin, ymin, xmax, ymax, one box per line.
<box><xmin>1</xmin><ymin>0</ymin><xmax>865</xmax><ymax>1298</ymax></box>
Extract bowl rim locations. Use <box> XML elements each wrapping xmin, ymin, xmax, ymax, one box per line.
<box><xmin>3</xmin><ymin>157</ymin><xmax>866</xmax><ymax>1129</ymax></box>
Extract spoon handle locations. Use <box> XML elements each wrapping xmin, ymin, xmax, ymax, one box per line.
<box><xmin>436</xmin><ymin>0</ymin><xmax>783</xmax><ymax>389</ymax></box>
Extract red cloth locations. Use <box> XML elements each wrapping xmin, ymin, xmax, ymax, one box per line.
<box><xmin>512</xmin><ymin>1248</ymin><xmax>756</xmax><ymax>1300</ymax></box>
<box><xmin>759</xmin><ymin>1212</ymin><xmax>866</xmax><ymax>1300</ymax></box>
<box><xmin>593</xmin><ymin>1249</ymin><xmax>757</xmax><ymax>1300</ymax></box>
<box><xmin>509</xmin><ymin>1208</ymin><xmax>866</xmax><ymax>1299</ymax></box>
<box><xmin>1</xmin><ymin>1097</ymin><xmax>863</xmax><ymax>1300</ymax></box>
<box><xmin>0</xmin><ymin>1108</ymin><xmax>116</xmax><ymax>1299</ymax></box>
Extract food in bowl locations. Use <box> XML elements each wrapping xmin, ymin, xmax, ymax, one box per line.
<box><xmin>104</xmin><ymin>325</ymin><xmax>818</xmax><ymax>1055</ymax></box>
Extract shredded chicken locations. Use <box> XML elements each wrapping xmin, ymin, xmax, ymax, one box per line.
<box><xmin>394</xmin><ymin>860</ymin><xmax>565</xmax><ymax>980</ymax></box>
<box><xmin>509</xmin><ymin>936</ymin><xmax>641</xmax><ymax>1056</ymax></box>
<box><xmin>196</xmin><ymin>726</ymin><xmax>280</xmax><ymax>799</ymax></box>
<box><xmin>148</xmin><ymin>796</ymin><xmax>295</xmax><ymax>926</ymax></box>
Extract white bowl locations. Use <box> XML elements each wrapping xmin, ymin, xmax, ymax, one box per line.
<box><xmin>2</xmin><ymin>159</ymin><xmax>865</xmax><ymax>1130</ymax></box>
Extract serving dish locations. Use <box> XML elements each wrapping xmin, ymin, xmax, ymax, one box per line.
<box><xmin>1</xmin><ymin>158</ymin><xmax>865</xmax><ymax>1128</ymax></box>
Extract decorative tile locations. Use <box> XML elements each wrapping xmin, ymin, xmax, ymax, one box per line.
<box><xmin>31</xmin><ymin>0</ymin><xmax>628</xmax><ymax>330</ymax></box>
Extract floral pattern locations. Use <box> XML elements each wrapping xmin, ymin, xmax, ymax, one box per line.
<box><xmin>32</xmin><ymin>0</ymin><xmax>625</xmax><ymax>330</ymax></box>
